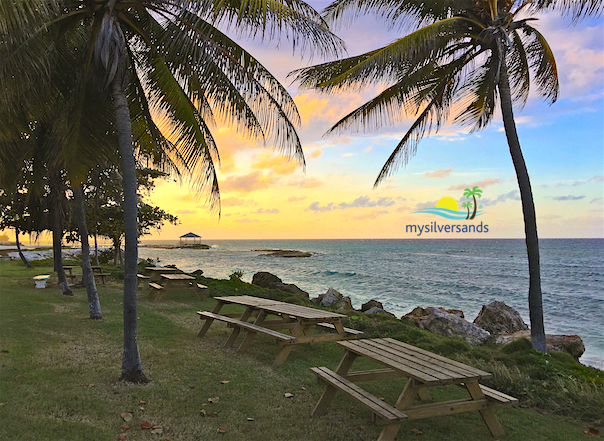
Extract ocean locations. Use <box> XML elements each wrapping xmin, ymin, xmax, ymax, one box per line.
<box><xmin>138</xmin><ymin>238</ymin><xmax>604</xmax><ymax>368</ymax></box>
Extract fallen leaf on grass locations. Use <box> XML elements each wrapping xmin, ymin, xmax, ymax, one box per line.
<box><xmin>153</xmin><ymin>425</ymin><xmax>162</xmax><ymax>429</ymax></box>
<box><xmin>139</xmin><ymin>407</ymin><xmax>145</xmax><ymax>411</ymax></box>
<box><xmin>14</xmin><ymin>376</ymin><xmax>22</xmax><ymax>380</ymax></box>
<box><xmin>139</xmin><ymin>400</ymin><xmax>147</xmax><ymax>405</ymax></box>
<box><xmin>411</xmin><ymin>428</ymin><xmax>422</xmax><ymax>435</ymax></box>
<box><xmin>284</xmin><ymin>393</ymin><xmax>294</xmax><ymax>398</ymax></box>
<box><xmin>585</xmin><ymin>427</ymin><xmax>599</xmax><ymax>437</ymax></box>
<box><xmin>120</xmin><ymin>412</ymin><xmax>133</xmax><ymax>422</ymax></box>
<box><xmin>200</xmin><ymin>410</ymin><xmax>207</xmax><ymax>416</ymax></box>
<box><xmin>210</xmin><ymin>412</ymin><xmax>218</xmax><ymax>417</ymax></box>
<box><xmin>247</xmin><ymin>418</ymin><xmax>254</xmax><ymax>422</ymax></box>
<box><xmin>220</xmin><ymin>380</ymin><xmax>230</xmax><ymax>384</ymax></box>
<box><xmin>118</xmin><ymin>435</ymin><xmax>127</xmax><ymax>440</ymax></box>
<box><xmin>0</xmin><ymin>403</ymin><xmax>5</xmax><ymax>407</ymax></box>
<box><xmin>140</xmin><ymin>421</ymin><xmax>153</xmax><ymax>430</ymax></box>
<box><xmin>120</xmin><ymin>424</ymin><xmax>130</xmax><ymax>430</ymax></box>
<box><xmin>218</xmin><ymin>428</ymin><xmax>227</xmax><ymax>434</ymax></box>
<box><xmin>208</xmin><ymin>397</ymin><xmax>219</xmax><ymax>403</ymax></box>
<box><xmin>151</xmin><ymin>428</ymin><xmax>163</xmax><ymax>435</ymax></box>
<box><xmin>88</xmin><ymin>384</ymin><xmax>95</xmax><ymax>388</ymax></box>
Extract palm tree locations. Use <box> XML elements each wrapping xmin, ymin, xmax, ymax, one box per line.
<box><xmin>5</xmin><ymin>0</ymin><xmax>342</xmax><ymax>382</ymax></box>
<box><xmin>463</xmin><ymin>186</ymin><xmax>483</xmax><ymax>220</ymax></box>
<box><xmin>293</xmin><ymin>0</ymin><xmax>602</xmax><ymax>353</ymax></box>
<box><xmin>462</xmin><ymin>201</ymin><xmax>472</xmax><ymax>220</ymax></box>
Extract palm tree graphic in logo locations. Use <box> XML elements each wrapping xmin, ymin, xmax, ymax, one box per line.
<box><xmin>462</xmin><ymin>201</ymin><xmax>473</xmax><ymax>220</ymax></box>
<box><xmin>413</xmin><ymin>185</ymin><xmax>485</xmax><ymax>220</ymax></box>
<box><xmin>463</xmin><ymin>186</ymin><xmax>483</xmax><ymax>219</ymax></box>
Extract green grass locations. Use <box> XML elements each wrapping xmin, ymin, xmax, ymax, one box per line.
<box><xmin>0</xmin><ymin>259</ymin><xmax>602</xmax><ymax>441</ymax></box>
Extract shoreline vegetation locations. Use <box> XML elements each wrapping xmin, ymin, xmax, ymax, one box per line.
<box><xmin>1</xmin><ymin>258</ymin><xmax>602</xmax><ymax>441</ymax></box>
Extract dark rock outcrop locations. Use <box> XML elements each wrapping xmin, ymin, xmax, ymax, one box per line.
<box><xmin>473</xmin><ymin>301</ymin><xmax>528</xmax><ymax>336</ymax></box>
<box><xmin>364</xmin><ymin>306</ymin><xmax>395</xmax><ymax>317</ymax></box>
<box><xmin>255</xmin><ymin>249</ymin><xmax>312</xmax><ymax>258</ymax></box>
<box><xmin>361</xmin><ymin>299</ymin><xmax>383</xmax><ymax>312</ymax></box>
<box><xmin>403</xmin><ymin>307</ymin><xmax>490</xmax><ymax>345</ymax></box>
<box><xmin>496</xmin><ymin>331</ymin><xmax>585</xmax><ymax>360</ymax></box>
<box><xmin>251</xmin><ymin>272</ymin><xmax>309</xmax><ymax>298</ymax></box>
<box><xmin>312</xmin><ymin>288</ymin><xmax>353</xmax><ymax>310</ymax></box>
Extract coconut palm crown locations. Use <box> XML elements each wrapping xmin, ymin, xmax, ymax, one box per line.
<box><xmin>292</xmin><ymin>0</ymin><xmax>601</xmax><ymax>353</ymax></box>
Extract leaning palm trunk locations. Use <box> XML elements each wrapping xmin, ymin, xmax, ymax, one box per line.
<box><xmin>74</xmin><ymin>185</ymin><xmax>102</xmax><ymax>319</ymax></box>
<box><xmin>498</xmin><ymin>64</ymin><xmax>547</xmax><ymax>353</ymax></box>
<box><xmin>112</xmin><ymin>79</ymin><xmax>147</xmax><ymax>383</ymax></box>
<box><xmin>50</xmin><ymin>180</ymin><xmax>73</xmax><ymax>296</ymax></box>
<box><xmin>15</xmin><ymin>228</ymin><xmax>32</xmax><ymax>268</ymax></box>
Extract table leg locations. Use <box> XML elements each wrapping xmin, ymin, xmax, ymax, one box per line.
<box><xmin>198</xmin><ymin>301</ymin><xmax>225</xmax><ymax>337</ymax></box>
<box><xmin>238</xmin><ymin>310</ymin><xmax>268</xmax><ymax>352</ymax></box>
<box><xmin>224</xmin><ymin>307</ymin><xmax>255</xmax><ymax>348</ymax></box>
<box><xmin>273</xmin><ymin>321</ymin><xmax>306</xmax><ymax>366</ymax></box>
<box><xmin>312</xmin><ymin>350</ymin><xmax>359</xmax><ymax>416</ymax></box>
<box><xmin>465</xmin><ymin>381</ymin><xmax>505</xmax><ymax>439</ymax></box>
<box><xmin>155</xmin><ymin>281</ymin><xmax>169</xmax><ymax>301</ymax></box>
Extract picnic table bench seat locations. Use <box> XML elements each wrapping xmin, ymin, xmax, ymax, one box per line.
<box><xmin>311</xmin><ymin>366</ymin><xmax>408</xmax><ymax>424</ymax></box>
<box><xmin>149</xmin><ymin>282</ymin><xmax>164</xmax><ymax>291</ymax></box>
<box><xmin>316</xmin><ymin>322</ymin><xmax>363</xmax><ymax>336</ymax></box>
<box><xmin>197</xmin><ymin>311</ymin><xmax>295</xmax><ymax>343</ymax></box>
<box><xmin>66</xmin><ymin>273</ymin><xmax>110</xmax><ymax>284</ymax></box>
<box><xmin>196</xmin><ymin>283</ymin><xmax>208</xmax><ymax>290</ymax></box>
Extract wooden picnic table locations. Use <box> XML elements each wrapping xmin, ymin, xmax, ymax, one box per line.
<box><xmin>197</xmin><ymin>295</ymin><xmax>363</xmax><ymax>366</ymax></box>
<box><xmin>145</xmin><ymin>266</ymin><xmax>179</xmax><ymax>282</ymax></box>
<box><xmin>62</xmin><ymin>266</ymin><xmax>109</xmax><ymax>284</ymax></box>
<box><xmin>148</xmin><ymin>273</ymin><xmax>205</xmax><ymax>301</ymax></box>
<box><xmin>311</xmin><ymin>338</ymin><xmax>517</xmax><ymax>441</ymax></box>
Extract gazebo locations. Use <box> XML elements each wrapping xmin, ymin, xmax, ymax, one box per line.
<box><xmin>179</xmin><ymin>232</ymin><xmax>202</xmax><ymax>246</ymax></box>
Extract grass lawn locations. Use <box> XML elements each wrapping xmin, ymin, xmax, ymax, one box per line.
<box><xmin>0</xmin><ymin>259</ymin><xmax>601</xmax><ymax>441</ymax></box>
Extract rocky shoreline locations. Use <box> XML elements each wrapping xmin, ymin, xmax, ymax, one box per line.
<box><xmin>249</xmin><ymin>270</ymin><xmax>586</xmax><ymax>361</ymax></box>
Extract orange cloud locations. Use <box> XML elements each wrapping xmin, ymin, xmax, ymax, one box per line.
<box><xmin>353</xmin><ymin>210</ymin><xmax>389</xmax><ymax>220</ymax></box>
<box><xmin>448</xmin><ymin>178</ymin><xmax>502</xmax><ymax>191</ymax></box>
<box><xmin>425</xmin><ymin>167</ymin><xmax>453</xmax><ymax>178</ymax></box>
<box><xmin>287</xmin><ymin>196</ymin><xmax>307</xmax><ymax>202</ymax></box>
<box><xmin>309</xmin><ymin>150</ymin><xmax>322</xmax><ymax>159</ymax></box>
<box><xmin>251</xmin><ymin>153</ymin><xmax>300</xmax><ymax>175</ymax></box>
<box><xmin>222</xmin><ymin>197</ymin><xmax>247</xmax><ymax>206</ymax></box>
<box><xmin>221</xmin><ymin>171</ymin><xmax>274</xmax><ymax>193</ymax></box>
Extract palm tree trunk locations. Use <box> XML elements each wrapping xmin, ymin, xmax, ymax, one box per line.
<box><xmin>15</xmin><ymin>227</ymin><xmax>32</xmax><ymax>268</ymax></box>
<box><xmin>470</xmin><ymin>195</ymin><xmax>478</xmax><ymax>219</ymax></box>
<box><xmin>498</xmin><ymin>64</ymin><xmax>547</xmax><ymax>353</ymax></box>
<box><xmin>50</xmin><ymin>177</ymin><xmax>73</xmax><ymax>296</ymax></box>
<box><xmin>74</xmin><ymin>185</ymin><xmax>102</xmax><ymax>319</ymax></box>
<box><xmin>112</xmin><ymin>78</ymin><xmax>148</xmax><ymax>383</ymax></box>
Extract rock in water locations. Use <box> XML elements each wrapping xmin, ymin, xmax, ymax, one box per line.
<box><xmin>473</xmin><ymin>301</ymin><xmax>528</xmax><ymax>336</ymax></box>
<box><xmin>402</xmin><ymin>307</ymin><xmax>490</xmax><ymax>345</ymax></box>
<box><xmin>496</xmin><ymin>331</ymin><xmax>585</xmax><ymax>360</ymax></box>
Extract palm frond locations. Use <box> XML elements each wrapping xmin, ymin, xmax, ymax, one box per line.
<box><xmin>292</xmin><ymin>17</ymin><xmax>479</xmax><ymax>93</ymax></box>
<box><xmin>178</xmin><ymin>0</ymin><xmax>345</xmax><ymax>58</ymax></box>
<box><xmin>528</xmin><ymin>0</ymin><xmax>603</xmax><ymax>22</ymax></box>
<box><xmin>518</xmin><ymin>22</ymin><xmax>559</xmax><ymax>104</ymax></box>
<box><xmin>506</xmin><ymin>29</ymin><xmax>531</xmax><ymax>108</ymax></box>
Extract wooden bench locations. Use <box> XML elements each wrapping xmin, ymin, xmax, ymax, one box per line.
<box><xmin>316</xmin><ymin>322</ymin><xmax>363</xmax><ymax>336</ymax></box>
<box><xmin>311</xmin><ymin>367</ymin><xmax>408</xmax><ymax>423</ymax></box>
<box><xmin>66</xmin><ymin>273</ymin><xmax>109</xmax><ymax>284</ymax></box>
<box><xmin>197</xmin><ymin>283</ymin><xmax>208</xmax><ymax>290</ymax></box>
<box><xmin>197</xmin><ymin>311</ymin><xmax>296</xmax><ymax>343</ymax></box>
<box><xmin>149</xmin><ymin>282</ymin><xmax>164</xmax><ymax>291</ymax></box>
<box><xmin>137</xmin><ymin>274</ymin><xmax>150</xmax><ymax>285</ymax></box>
<box><xmin>473</xmin><ymin>384</ymin><xmax>518</xmax><ymax>405</ymax></box>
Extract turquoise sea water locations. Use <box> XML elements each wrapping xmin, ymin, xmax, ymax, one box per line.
<box><xmin>139</xmin><ymin>238</ymin><xmax>604</xmax><ymax>368</ymax></box>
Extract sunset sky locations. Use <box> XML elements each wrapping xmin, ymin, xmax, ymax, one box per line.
<box><xmin>147</xmin><ymin>4</ymin><xmax>604</xmax><ymax>241</ymax></box>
